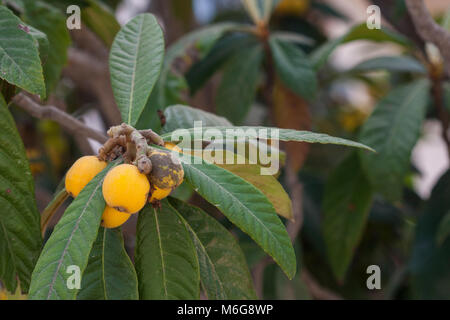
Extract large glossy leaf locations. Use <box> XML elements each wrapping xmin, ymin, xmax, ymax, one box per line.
<box><xmin>77</xmin><ymin>227</ymin><xmax>138</xmax><ymax>300</ymax></box>
<box><xmin>24</xmin><ymin>1</ymin><xmax>71</xmax><ymax>97</ymax></box>
<box><xmin>350</xmin><ymin>56</ymin><xmax>426</xmax><ymax>74</ymax></box>
<box><xmin>322</xmin><ymin>152</ymin><xmax>373</xmax><ymax>281</ymax></box>
<box><xmin>411</xmin><ymin>170</ymin><xmax>450</xmax><ymax>299</ymax></box>
<box><xmin>216</xmin><ymin>44</ymin><xmax>263</xmax><ymax>124</ymax></box>
<box><xmin>310</xmin><ymin>23</ymin><xmax>411</xmax><ymax>69</ymax></box>
<box><xmin>136</xmin><ymin>23</ymin><xmax>238</xmax><ymax>132</ymax></box>
<box><xmin>170</xmin><ymin>198</ymin><xmax>256</xmax><ymax>300</ymax></box>
<box><xmin>28</xmin><ymin>161</ymin><xmax>119</xmax><ymax>300</ymax></box>
<box><xmin>109</xmin><ymin>13</ymin><xmax>164</xmax><ymax>126</ymax></box>
<box><xmin>135</xmin><ymin>201</ymin><xmax>200</xmax><ymax>300</ymax></box>
<box><xmin>218</xmin><ymin>164</ymin><xmax>293</xmax><ymax>220</ymax></box>
<box><xmin>0</xmin><ymin>94</ymin><xmax>41</xmax><ymax>293</ymax></box>
<box><xmin>162</xmin><ymin>126</ymin><xmax>374</xmax><ymax>152</ymax></box>
<box><xmin>82</xmin><ymin>0</ymin><xmax>120</xmax><ymax>48</ymax></box>
<box><xmin>270</xmin><ymin>37</ymin><xmax>317</xmax><ymax>100</ymax></box>
<box><xmin>162</xmin><ymin>104</ymin><xmax>232</xmax><ymax>133</ymax></box>
<box><xmin>180</xmin><ymin>154</ymin><xmax>296</xmax><ymax>279</ymax></box>
<box><xmin>359</xmin><ymin>79</ymin><xmax>430</xmax><ymax>202</ymax></box>
<box><xmin>0</xmin><ymin>6</ymin><xmax>45</xmax><ymax>97</ymax></box>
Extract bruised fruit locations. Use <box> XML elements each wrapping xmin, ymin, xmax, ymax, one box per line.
<box><xmin>149</xmin><ymin>186</ymin><xmax>172</xmax><ymax>203</ymax></box>
<box><xmin>101</xmin><ymin>206</ymin><xmax>131</xmax><ymax>228</ymax></box>
<box><xmin>148</xmin><ymin>149</ymin><xmax>184</xmax><ymax>190</ymax></box>
<box><xmin>164</xmin><ymin>142</ymin><xmax>182</xmax><ymax>153</ymax></box>
<box><xmin>65</xmin><ymin>156</ymin><xmax>107</xmax><ymax>197</ymax></box>
<box><xmin>102</xmin><ymin>164</ymin><xmax>150</xmax><ymax>214</ymax></box>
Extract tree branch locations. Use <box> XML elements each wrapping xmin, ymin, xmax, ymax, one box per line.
<box><xmin>405</xmin><ymin>0</ymin><xmax>450</xmax><ymax>77</ymax></box>
<box><xmin>12</xmin><ymin>93</ymin><xmax>108</xmax><ymax>144</ymax></box>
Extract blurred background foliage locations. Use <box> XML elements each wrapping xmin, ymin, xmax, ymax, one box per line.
<box><xmin>1</xmin><ymin>0</ymin><xmax>450</xmax><ymax>300</ymax></box>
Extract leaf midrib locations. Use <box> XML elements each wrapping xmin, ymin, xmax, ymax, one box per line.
<box><xmin>154</xmin><ymin>208</ymin><xmax>168</xmax><ymax>298</ymax></box>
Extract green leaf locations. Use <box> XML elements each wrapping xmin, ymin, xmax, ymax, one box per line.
<box><xmin>82</xmin><ymin>0</ymin><xmax>120</xmax><ymax>48</ymax></box>
<box><xmin>216</xmin><ymin>44</ymin><xmax>263</xmax><ymax>124</ymax></box>
<box><xmin>28</xmin><ymin>25</ymin><xmax>49</xmax><ymax>64</ymax></box>
<box><xmin>77</xmin><ymin>227</ymin><xmax>138</xmax><ymax>300</ymax></box>
<box><xmin>436</xmin><ymin>211</ymin><xmax>450</xmax><ymax>245</ymax></box>
<box><xmin>169</xmin><ymin>198</ymin><xmax>256</xmax><ymax>300</ymax></box>
<box><xmin>162</xmin><ymin>126</ymin><xmax>375</xmax><ymax>152</ymax></box>
<box><xmin>24</xmin><ymin>1</ymin><xmax>71</xmax><ymax>97</ymax></box>
<box><xmin>28</xmin><ymin>161</ymin><xmax>119</xmax><ymax>300</ymax></box>
<box><xmin>109</xmin><ymin>13</ymin><xmax>164</xmax><ymax>126</ymax></box>
<box><xmin>186</xmin><ymin>33</ymin><xmax>259</xmax><ymax>95</ymax></box>
<box><xmin>322</xmin><ymin>152</ymin><xmax>373</xmax><ymax>281</ymax></box>
<box><xmin>219</xmin><ymin>164</ymin><xmax>293</xmax><ymax>220</ymax></box>
<box><xmin>0</xmin><ymin>94</ymin><xmax>41</xmax><ymax>293</ymax></box>
<box><xmin>310</xmin><ymin>23</ymin><xmax>411</xmax><ymax>69</ymax></box>
<box><xmin>135</xmin><ymin>201</ymin><xmax>200</xmax><ymax>300</ymax></box>
<box><xmin>270</xmin><ymin>37</ymin><xmax>317</xmax><ymax>100</ymax></box>
<box><xmin>180</xmin><ymin>154</ymin><xmax>296</xmax><ymax>279</ymax></box>
<box><xmin>0</xmin><ymin>6</ymin><xmax>45</xmax><ymax>97</ymax></box>
<box><xmin>162</xmin><ymin>104</ymin><xmax>232</xmax><ymax>133</ymax></box>
<box><xmin>351</xmin><ymin>56</ymin><xmax>426</xmax><ymax>74</ymax></box>
<box><xmin>411</xmin><ymin>170</ymin><xmax>450</xmax><ymax>299</ymax></box>
<box><xmin>359</xmin><ymin>79</ymin><xmax>430</xmax><ymax>202</ymax></box>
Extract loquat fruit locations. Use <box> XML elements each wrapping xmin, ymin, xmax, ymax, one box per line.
<box><xmin>149</xmin><ymin>186</ymin><xmax>172</xmax><ymax>203</ymax></box>
<box><xmin>148</xmin><ymin>149</ymin><xmax>184</xmax><ymax>190</ymax></box>
<box><xmin>164</xmin><ymin>142</ymin><xmax>182</xmax><ymax>153</ymax></box>
<box><xmin>101</xmin><ymin>206</ymin><xmax>131</xmax><ymax>229</ymax></box>
<box><xmin>65</xmin><ymin>156</ymin><xmax>107</xmax><ymax>197</ymax></box>
<box><xmin>102</xmin><ymin>164</ymin><xmax>150</xmax><ymax>214</ymax></box>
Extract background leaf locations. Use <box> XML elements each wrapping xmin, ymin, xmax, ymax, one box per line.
<box><xmin>109</xmin><ymin>13</ymin><xmax>164</xmax><ymax>126</ymax></box>
<box><xmin>359</xmin><ymin>79</ymin><xmax>430</xmax><ymax>202</ymax></box>
<box><xmin>350</xmin><ymin>56</ymin><xmax>426</xmax><ymax>74</ymax></box>
<box><xmin>170</xmin><ymin>198</ymin><xmax>256</xmax><ymax>300</ymax></box>
<box><xmin>135</xmin><ymin>201</ymin><xmax>200</xmax><ymax>300</ymax></box>
<box><xmin>77</xmin><ymin>227</ymin><xmax>138</xmax><ymax>300</ymax></box>
<box><xmin>216</xmin><ymin>43</ymin><xmax>263</xmax><ymax>124</ymax></box>
<box><xmin>82</xmin><ymin>0</ymin><xmax>120</xmax><ymax>48</ymax></box>
<box><xmin>0</xmin><ymin>5</ymin><xmax>45</xmax><ymax>97</ymax></box>
<box><xmin>0</xmin><ymin>94</ymin><xmax>41</xmax><ymax>293</ymax></box>
<box><xmin>322</xmin><ymin>152</ymin><xmax>373</xmax><ymax>281</ymax></box>
<box><xmin>28</xmin><ymin>161</ymin><xmax>118</xmax><ymax>300</ymax></box>
<box><xmin>270</xmin><ymin>37</ymin><xmax>317</xmax><ymax>100</ymax></box>
<box><xmin>180</xmin><ymin>154</ymin><xmax>296</xmax><ymax>279</ymax></box>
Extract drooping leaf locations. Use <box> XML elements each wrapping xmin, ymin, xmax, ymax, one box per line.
<box><xmin>109</xmin><ymin>13</ymin><xmax>164</xmax><ymax>126</ymax></box>
<box><xmin>411</xmin><ymin>170</ymin><xmax>450</xmax><ymax>299</ymax></box>
<box><xmin>0</xmin><ymin>6</ymin><xmax>45</xmax><ymax>97</ymax></box>
<box><xmin>135</xmin><ymin>201</ymin><xmax>200</xmax><ymax>300</ymax></box>
<box><xmin>28</xmin><ymin>161</ymin><xmax>119</xmax><ymax>300</ymax></box>
<box><xmin>218</xmin><ymin>163</ymin><xmax>293</xmax><ymax>220</ymax></box>
<box><xmin>322</xmin><ymin>152</ymin><xmax>373</xmax><ymax>281</ymax></box>
<box><xmin>24</xmin><ymin>1</ymin><xmax>71</xmax><ymax>97</ymax></box>
<box><xmin>270</xmin><ymin>37</ymin><xmax>317</xmax><ymax>100</ymax></box>
<box><xmin>180</xmin><ymin>154</ymin><xmax>296</xmax><ymax>279</ymax></box>
<box><xmin>162</xmin><ymin>104</ymin><xmax>232</xmax><ymax>133</ymax></box>
<box><xmin>359</xmin><ymin>79</ymin><xmax>430</xmax><ymax>202</ymax></box>
<box><xmin>0</xmin><ymin>94</ymin><xmax>41</xmax><ymax>293</ymax></box>
<box><xmin>77</xmin><ymin>227</ymin><xmax>138</xmax><ymax>300</ymax></box>
<box><xmin>310</xmin><ymin>23</ymin><xmax>411</xmax><ymax>69</ymax></box>
<box><xmin>350</xmin><ymin>56</ymin><xmax>426</xmax><ymax>74</ymax></box>
<box><xmin>82</xmin><ymin>0</ymin><xmax>120</xmax><ymax>48</ymax></box>
<box><xmin>216</xmin><ymin>43</ymin><xmax>263</xmax><ymax>124</ymax></box>
<box><xmin>162</xmin><ymin>126</ymin><xmax>375</xmax><ymax>152</ymax></box>
<box><xmin>169</xmin><ymin>198</ymin><xmax>256</xmax><ymax>300</ymax></box>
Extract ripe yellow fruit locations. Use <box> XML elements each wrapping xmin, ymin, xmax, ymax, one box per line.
<box><xmin>102</xmin><ymin>164</ymin><xmax>150</xmax><ymax>214</ymax></box>
<box><xmin>101</xmin><ymin>206</ymin><xmax>131</xmax><ymax>229</ymax></box>
<box><xmin>149</xmin><ymin>186</ymin><xmax>172</xmax><ymax>203</ymax></box>
<box><xmin>0</xmin><ymin>290</ymin><xmax>7</xmax><ymax>300</ymax></box>
<box><xmin>165</xmin><ymin>142</ymin><xmax>182</xmax><ymax>153</ymax></box>
<box><xmin>275</xmin><ymin>0</ymin><xmax>310</xmax><ymax>16</ymax></box>
<box><xmin>148</xmin><ymin>149</ymin><xmax>184</xmax><ymax>190</ymax></box>
<box><xmin>65</xmin><ymin>156</ymin><xmax>107</xmax><ymax>197</ymax></box>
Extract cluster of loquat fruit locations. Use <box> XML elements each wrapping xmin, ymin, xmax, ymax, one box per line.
<box><xmin>64</xmin><ymin>124</ymin><xmax>184</xmax><ymax>229</ymax></box>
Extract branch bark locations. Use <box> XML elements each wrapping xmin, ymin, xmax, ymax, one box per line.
<box><xmin>12</xmin><ymin>93</ymin><xmax>108</xmax><ymax>144</ymax></box>
<box><xmin>405</xmin><ymin>0</ymin><xmax>450</xmax><ymax>77</ymax></box>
